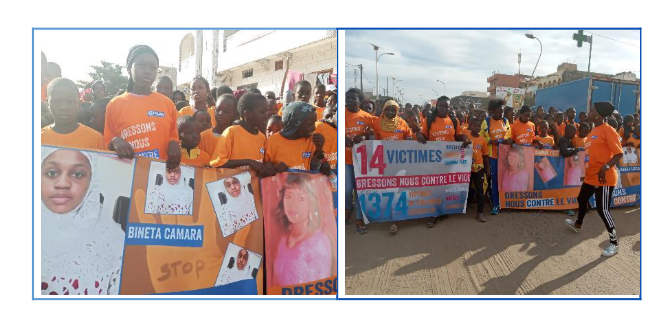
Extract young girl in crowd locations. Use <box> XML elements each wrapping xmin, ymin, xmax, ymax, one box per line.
<box><xmin>467</xmin><ymin>118</ymin><xmax>490</xmax><ymax>222</ymax></box>
<box><xmin>178</xmin><ymin>117</ymin><xmax>211</xmax><ymax>167</ymax></box>
<box><xmin>193</xmin><ymin>109</ymin><xmax>212</xmax><ymax>133</ymax></box>
<box><xmin>104</xmin><ymin>45</ymin><xmax>181</xmax><ymax>170</ymax></box>
<box><xmin>42</xmin><ymin>78</ymin><xmax>106</xmax><ymax>151</ymax></box>
<box><xmin>178</xmin><ymin>76</ymin><xmax>216</xmax><ymax>127</ymax></box>
<box><xmin>534</xmin><ymin>120</ymin><xmax>555</xmax><ymax>149</ymax></box>
<box><xmin>199</xmin><ymin>94</ymin><xmax>237</xmax><ymax>157</ymax></box>
<box><xmin>510</xmin><ymin>105</ymin><xmax>536</xmax><ymax>145</ymax></box>
<box><xmin>481</xmin><ymin>99</ymin><xmax>512</xmax><ymax>215</ymax></box>
<box><xmin>210</xmin><ymin>93</ymin><xmax>276</xmax><ymax>177</ymax></box>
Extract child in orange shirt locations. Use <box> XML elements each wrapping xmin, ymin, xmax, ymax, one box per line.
<box><xmin>315</xmin><ymin>104</ymin><xmax>337</xmax><ymax>170</ymax></box>
<box><xmin>199</xmin><ymin>94</ymin><xmax>237</xmax><ymax>157</ymax></box>
<box><xmin>179</xmin><ymin>117</ymin><xmax>211</xmax><ymax>167</ymax></box>
<box><xmin>265</xmin><ymin>101</ymin><xmax>330</xmax><ymax>174</ymax></box>
<box><xmin>625</xmin><ymin>124</ymin><xmax>640</xmax><ymax>148</ymax></box>
<box><xmin>510</xmin><ymin>105</ymin><xmax>536</xmax><ymax>145</ymax></box>
<box><xmin>287</xmin><ymin>80</ymin><xmax>324</xmax><ymax>120</ymax></box>
<box><xmin>41</xmin><ymin>78</ymin><xmax>106</xmax><ymax>151</ymax></box>
<box><xmin>565</xmin><ymin>101</ymin><xmax>623</xmax><ymax>257</ymax></box>
<box><xmin>210</xmin><ymin>93</ymin><xmax>277</xmax><ymax>177</ymax></box>
<box><xmin>534</xmin><ymin>120</ymin><xmax>555</xmax><ymax>149</ymax></box>
<box><xmin>467</xmin><ymin>119</ymin><xmax>490</xmax><ymax>222</ymax></box>
<box><xmin>573</xmin><ymin>122</ymin><xmax>590</xmax><ymax>148</ymax></box>
<box><xmin>104</xmin><ymin>45</ymin><xmax>181</xmax><ymax>170</ymax></box>
<box><xmin>179</xmin><ymin>77</ymin><xmax>216</xmax><ymax>127</ymax></box>
<box><xmin>314</xmin><ymin>83</ymin><xmax>327</xmax><ymax>109</ymax></box>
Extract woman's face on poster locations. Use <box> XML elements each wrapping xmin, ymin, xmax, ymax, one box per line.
<box><xmin>283</xmin><ymin>186</ymin><xmax>309</xmax><ymax>225</ymax></box>
<box><xmin>507</xmin><ymin>150</ymin><xmax>521</xmax><ymax>169</ymax></box>
<box><xmin>236</xmin><ymin>249</ymin><xmax>249</xmax><ymax>270</ymax></box>
<box><xmin>224</xmin><ymin>177</ymin><xmax>241</xmax><ymax>197</ymax></box>
<box><xmin>41</xmin><ymin>150</ymin><xmax>92</xmax><ymax>214</ymax></box>
<box><xmin>166</xmin><ymin>166</ymin><xmax>181</xmax><ymax>185</ymax></box>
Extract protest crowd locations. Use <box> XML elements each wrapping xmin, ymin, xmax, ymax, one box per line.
<box><xmin>345</xmin><ymin>87</ymin><xmax>640</xmax><ymax>257</ymax></box>
<box><xmin>40</xmin><ymin>45</ymin><xmax>338</xmax><ymax>179</ymax></box>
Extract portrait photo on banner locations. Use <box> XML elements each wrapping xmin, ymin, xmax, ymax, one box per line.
<box><xmin>206</xmin><ymin>171</ymin><xmax>258</xmax><ymax>239</ymax></box>
<box><xmin>262</xmin><ymin>172</ymin><xmax>337</xmax><ymax>289</ymax></box>
<box><xmin>563</xmin><ymin>151</ymin><xmax>586</xmax><ymax>187</ymax></box>
<box><xmin>144</xmin><ymin>161</ymin><xmax>195</xmax><ymax>215</ymax></box>
<box><xmin>499</xmin><ymin>145</ymin><xmax>534</xmax><ymax>192</ymax></box>
<box><xmin>215</xmin><ymin>243</ymin><xmax>263</xmax><ymax>287</ymax></box>
<box><xmin>40</xmin><ymin>147</ymin><xmax>133</xmax><ymax>296</ymax></box>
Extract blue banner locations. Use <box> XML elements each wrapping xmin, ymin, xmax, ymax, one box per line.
<box><xmin>125</xmin><ymin>223</ymin><xmax>204</xmax><ymax>247</ymax></box>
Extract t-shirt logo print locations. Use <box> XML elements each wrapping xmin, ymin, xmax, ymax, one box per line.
<box><xmin>260</xmin><ymin>148</ymin><xmax>265</xmax><ymax>155</ymax></box>
<box><xmin>302</xmin><ymin>152</ymin><xmax>312</xmax><ymax>158</ymax></box>
<box><xmin>147</xmin><ymin>110</ymin><xmax>165</xmax><ymax>118</ymax></box>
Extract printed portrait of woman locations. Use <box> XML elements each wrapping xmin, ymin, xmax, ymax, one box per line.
<box><xmin>41</xmin><ymin>148</ymin><xmax>125</xmax><ymax>295</ymax></box>
<box><xmin>206</xmin><ymin>171</ymin><xmax>258</xmax><ymax>238</ymax></box>
<box><xmin>214</xmin><ymin>244</ymin><xmax>262</xmax><ymax>286</ymax></box>
<box><xmin>563</xmin><ymin>152</ymin><xmax>585</xmax><ymax>186</ymax></box>
<box><xmin>144</xmin><ymin>161</ymin><xmax>195</xmax><ymax>215</ymax></box>
<box><xmin>271</xmin><ymin>173</ymin><xmax>335</xmax><ymax>287</ymax></box>
<box><xmin>500</xmin><ymin>145</ymin><xmax>533</xmax><ymax>192</ymax></box>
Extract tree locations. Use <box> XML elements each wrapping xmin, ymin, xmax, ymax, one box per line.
<box><xmin>76</xmin><ymin>61</ymin><xmax>129</xmax><ymax>96</ymax></box>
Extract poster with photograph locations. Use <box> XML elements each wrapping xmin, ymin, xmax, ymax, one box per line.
<box><xmin>40</xmin><ymin>147</ymin><xmax>132</xmax><ymax>295</ymax></box>
<box><xmin>262</xmin><ymin>171</ymin><xmax>337</xmax><ymax>295</ymax></box>
<box><xmin>144</xmin><ymin>161</ymin><xmax>195</xmax><ymax>215</ymax></box>
<box><xmin>215</xmin><ymin>243</ymin><xmax>262</xmax><ymax>286</ymax></box>
<box><xmin>206</xmin><ymin>172</ymin><xmax>258</xmax><ymax>238</ymax></box>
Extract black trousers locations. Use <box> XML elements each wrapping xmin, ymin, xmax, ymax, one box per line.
<box><xmin>576</xmin><ymin>182</ymin><xmax>618</xmax><ymax>245</ymax></box>
<box><xmin>470</xmin><ymin>169</ymin><xmax>486</xmax><ymax>214</ymax></box>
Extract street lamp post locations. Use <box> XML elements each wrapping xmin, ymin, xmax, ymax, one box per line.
<box><xmin>369</xmin><ymin>43</ymin><xmax>394</xmax><ymax>100</ymax></box>
<box><xmin>431</xmin><ymin>88</ymin><xmax>438</xmax><ymax>96</ymax></box>
<box><xmin>436</xmin><ymin>79</ymin><xmax>446</xmax><ymax>95</ymax></box>
<box><xmin>523</xmin><ymin>33</ymin><xmax>543</xmax><ymax>98</ymax></box>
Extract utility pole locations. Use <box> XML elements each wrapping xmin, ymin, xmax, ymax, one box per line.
<box><xmin>358</xmin><ymin>64</ymin><xmax>363</xmax><ymax>91</ymax></box>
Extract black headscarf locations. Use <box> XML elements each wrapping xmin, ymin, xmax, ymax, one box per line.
<box><xmin>594</xmin><ymin>101</ymin><xmax>616</xmax><ymax>118</ymax></box>
<box><xmin>126</xmin><ymin>45</ymin><xmax>159</xmax><ymax>92</ymax></box>
<box><xmin>280</xmin><ymin>102</ymin><xmax>315</xmax><ymax>139</ymax></box>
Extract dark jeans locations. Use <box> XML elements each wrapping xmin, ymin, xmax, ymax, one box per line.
<box><xmin>470</xmin><ymin>169</ymin><xmax>486</xmax><ymax>214</ymax></box>
<box><xmin>576</xmin><ymin>182</ymin><xmax>618</xmax><ymax>245</ymax></box>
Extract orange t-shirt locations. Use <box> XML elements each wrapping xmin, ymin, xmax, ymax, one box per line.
<box><xmin>315</xmin><ymin>121</ymin><xmax>337</xmax><ymax>169</ymax></box>
<box><xmin>104</xmin><ymin>92</ymin><xmax>179</xmax><ymax>160</ymax></box>
<box><xmin>178</xmin><ymin>105</ymin><xmax>216</xmax><ymax>127</ymax></box>
<box><xmin>180</xmin><ymin>147</ymin><xmax>211</xmax><ymax>167</ymax></box>
<box><xmin>480</xmin><ymin>117</ymin><xmax>511</xmax><ymax>159</ymax></box>
<box><xmin>372</xmin><ymin>117</ymin><xmax>412</xmax><ymax>141</ymax></box>
<box><xmin>556</xmin><ymin>122</ymin><xmax>566</xmax><ymax>137</ymax></box>
<box><xmin>198</xmin><ymin>128</ymin><xmax>223</xmax><ymax>157</ymax></box>
<box><xmin>534</xmin><ymin>135</ymin><xmax>555</xmax><ymax>149</ymax></box>
<box><xmin>466</xmin><ymin>132</ymin><xmax>489</xmax><ymax>166</ymax></box>
<box><xmin>421</xmin><ymin>116</ymin><xmax>462</xmax><ymax>142</ymax></box>
<box><xmin>41</xmin><ymin>124</ymin><xmax>106</xmax><ymax>151</ymax></box>
<box><xmin>345</xmin><ymin>109</ymin><xmax>376</xmax><ymax>165</ymax></box>
<box><xmin>584</xmin><ymin>124</ymin><xmax>624</xmax><ymax>187</ymax></box>
<box><xmin>210</xmin><ymin>125</ymin><xmax>266</xmax><ymax>168</ymax></box>
<box><xmin>626</xmin><ymin>135</ymin><xmax>640</xmax><ymax>148</ymax></box>
<box><xmin>572</xmin><ymin>136</ymin><xmax>587</xmax><ymax>149</ymax></box>
<box><xmin>511</xmin><ymin>120</ymin><xmax>536</xmax><ymax>145</ymax></box>
<box><xmin>264</xmin><ymin>134</ymin><xmax>316</xmax><ymax>171</ymax></box>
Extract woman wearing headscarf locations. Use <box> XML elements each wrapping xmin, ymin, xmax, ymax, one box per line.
<box><xmin>216</xmin><ymin>175</ymin><xmax>258</xmax><ymax>237</ymax></box>
<box><xmin>145</xmin><ymin>164</ymin><xmax>194</xmax><ymax>215</ymax></box>
<box><xmin>215</xmin><ymin>247</ymin><xmax>259</xmax><ymax>286</ymax></box>
<box><xmin>41</xmin><ymin>148</ymin><xmax>125</xmax><ymax>295</ymax></box>
<box><xmin>370</xmin><ymin>100</ymin><xmax>414</xmax><ymax>234</ymax></box>
<box><xmin>264</xmin><ymin>101</ymin><xmax>330</xmax><ymax>175</ymax></box>
<box><xmin>104</xmin><ymin>45</ymin><xmax>181</xmax><ymax>170</ymax></box>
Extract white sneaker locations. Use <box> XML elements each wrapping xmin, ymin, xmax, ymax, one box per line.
<box><xmin>602</xmin><ymin>244</ymin><xmax>619</xmax><ymax>257</ymax></box>
<box><xmin>565</xmin><ymin>219</ymin><xmax>581</xmax><ymax>233</ymax></box>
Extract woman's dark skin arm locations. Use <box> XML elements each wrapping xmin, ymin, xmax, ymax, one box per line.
<box><xmin>597</xmin><ymin>153</ymin><xmax>624</xmax><ymax>184</ymax></box>
<box><xmin>166</xmin><ymin>140</ymin><xmax>181</xmax><ymax>170</ymax></box>
<box><xmin>109</xmin><ymin>137</ymin><xmax>135</xmax><ymax>159</ymax></box>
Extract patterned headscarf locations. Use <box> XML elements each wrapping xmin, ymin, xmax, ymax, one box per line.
<box><xmin>280</xmin><ymin>102</ymin><xmax>316</xmax><ymax>139</ymax></box>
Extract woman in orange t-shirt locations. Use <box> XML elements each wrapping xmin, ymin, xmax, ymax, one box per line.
<box><xmin>104</xmin><ymin>45</ymin><xmax>181</xmax><ymax>170</ymax></box>
<box><xmin>565</xmin><ymin>101</ymin><xmax>623</xmax><ymax>257</ymax></box>
<box><xmin>370</xmin><ymin>100</ymin><xmax>414</xmax><ymax>234</ymax></box>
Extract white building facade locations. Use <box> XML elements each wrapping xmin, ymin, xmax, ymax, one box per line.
<box><xmin>176</xmin><ymin>30</ymin><xmax>337</xmax><ymax>97</ymax></box>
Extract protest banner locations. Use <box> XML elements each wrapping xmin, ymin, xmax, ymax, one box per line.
<box><xmin>498</xmin><ymin>145</ymin><xmax>586</xmax><ymax>210</ymax></box>
<box><xmin>496</xmin><ymin>86</ymin><xmax>524</xmax><ymax>109</ymax></box>
<box><xmin>262</xmin><ymin>171</ymin><xmax>337</xmax><ymax>295</ymax></box>
<box><xmin>39</xmin><ymin>146</ymin><xmax>264</xmax><ymax>296</ymax></box>
<box><xmin>352</xmin><ymin>140</ymin><xmax>472</xmax><ymax>223</ymax></box>
<box><xmin>590</xmin><ymin>146</ymin><xmax>641</xmax><ymax>208</ymax></box>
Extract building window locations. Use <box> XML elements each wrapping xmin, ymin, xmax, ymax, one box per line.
<box><xmin>237</xmin><ymin>83</ymin><xmax>258</xmax><ymax>91</ymax></box>
<box><xmin>275</xmin><ymin>60</ymin><xmax>283</xmax><ymax>71</ymax></box>
<box><xmin>242</xmin><ymin>68</ymin><xmax>253</xmax><ymax>79</ymax></box>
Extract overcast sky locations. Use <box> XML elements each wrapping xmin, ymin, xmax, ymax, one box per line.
<box><xmin>36</xmin><ymin>30</ymin><xmax>188</xmax><ymax>84</ymax></box>
<box><xmin>345</xmin><ymin>29</ymin><xmax>640</xmax><ymax>105</ymax></box>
